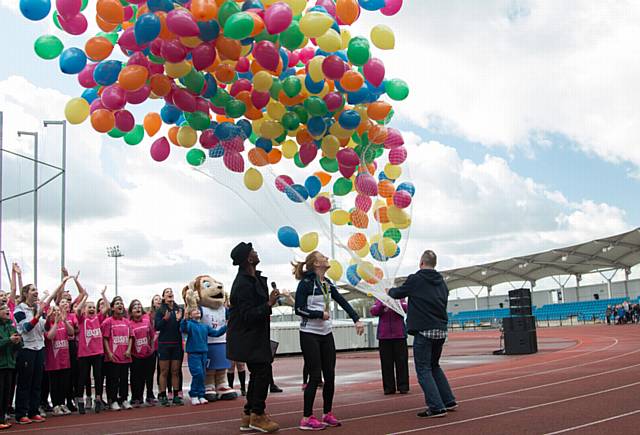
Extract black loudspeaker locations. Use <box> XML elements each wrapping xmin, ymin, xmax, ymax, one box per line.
<box><xmin>509</xmin><ymin>288</ymin><xmax>532</xmax><ymax>316</ymax></box>
<box><xmin>508</xmin><ymin>288</ymin><xmax>531</xmax><ymax>299</ymax></box>
<box><xmin>504</xmin><ymin>330</ymin><xmax>538</xmax><ymax>354</ymax></box>
<box><xmin>502</xmin><ymin>315</ymin><xmax>536</xmax><ymax>332</ymax></box>
<box><xmin>594</xmin><ymin>294</ymin><xmax>600</xmax><ymax>300</ymax></box>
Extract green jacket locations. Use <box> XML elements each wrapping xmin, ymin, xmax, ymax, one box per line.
<box><xmin>0</xmin><ymin>319</ymin><xmax>22</xmax><ymax>369</ymax></box>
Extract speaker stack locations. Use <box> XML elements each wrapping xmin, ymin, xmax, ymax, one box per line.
<box><xmin>502</xmin><ymin>288</ymin><xmax>538</xmax><ymax>355</ymax></box>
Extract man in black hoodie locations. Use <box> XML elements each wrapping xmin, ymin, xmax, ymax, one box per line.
<box><xmin>388</xmin><ymin>250</ymin><xmax>457</xmax><ymax>418</ymax></box>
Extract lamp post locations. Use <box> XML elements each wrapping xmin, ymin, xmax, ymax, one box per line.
<box><xmin>17</xmin><ymin>131</ymin><xmax>38</xmax><ymax>286</ymax></box>
<box><xmin>106</xmin><ymin>245</ymin><xmax>124</xmax><ymax>297</ymax></box>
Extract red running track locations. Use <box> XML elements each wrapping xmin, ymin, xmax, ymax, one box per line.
<box><xmin>11</xmin><ymin>324</ymin><xmax>640</xmax><ymax>435</ymax></box>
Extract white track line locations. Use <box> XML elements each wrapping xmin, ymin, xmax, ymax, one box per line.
<box><xmin>544</xmin><ymin>409</ymin><xmax>640</xmax><ymax>434</ymax></box>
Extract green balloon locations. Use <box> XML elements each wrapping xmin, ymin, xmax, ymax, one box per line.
<box><xmin>293</xmin><ymin>152</ymin><xmax>307</xmax><ymax>168</ymax></box>
<box><xmin>384</xmin><ymin>228</ymin><xmax>402</xmax><ymax>243</ymax></box>
<box><xmin>280</xmin><ymin>21</ymin><xmax>305</xmax><ymax>50</ymax></box>
<box><xmin>52</xmin><ymin>11</ymin><xmax>62</xmax><ymax>30</ymax></box>
<box><xmin>253</xmin><ymin>29</ymin><xmax>279</xmax><ymax>43</ymax></box>
<box><xmin>275</xmin><ymin>132</ymin><xmax>287</xmax><ymax>143</ymax></box>
<box><xmin>386</xmin><ymin>78</ymin><xmax>409</xmax><ymax>101</ymax></box>
<box><xmin>211</xmin><ymin>88</ymin><xmax>232</xmax><ymax>108</ymax></box>
<box><xmin>249</xmin><ymin>132</ymin><xmax>258</xmax><ymax>144</ymax></box>
<box><xmin>374</xmin><ymin>147</ymin><xmax>384</xmax><ymax>158</ymax></box>
<box><xmin>383</xmin><ymin>108</ymin><xmax>395</xmax><ymax>125</ymax></box>
<box><xmin>124</xmin><ymin>125</ymin><xmax>144</xmax><ymax>146</ymax></box>
<box><xmin>185</xmin><ymin>111</ymin><xmax>210</xmax><ymax>131</ymax></box>
<box><xmin>182</xmin><ymin>69</ymin><xmax>205</xmax><ymax>94</ymax></box>
<box><xmin>108</xmin><ymin>128</ymin><xmax>125</xmax><ymax>138</ymax></box>
<box><xmin>281</xmin><ymin>111</ymin><xmax>300</xmax><ymax>130</ymax></box>
<box><xmin>218</xmin><ymin>1</ymin><xmax>241</xmax><ymax>28</ymax></box>
<box><xmin>333</xmin><ymin>177</ymin><xmax>353</xmax><ymax>196</ymax></box>
<box><xmin>128</xmin><ymin>4</ymin><xmax>138</xmax><ymax>22</ymax></box>
<box><xmin>97</xmin><ymin>31</ymin><xmax>119</xmax><ymax>45</ymax></box>
<box><xmin>356</xmin><ymin>144</ymin><xmax>377</xmax><ymax>164</ymax></box>
<box><xmin>304</xmin><ymin>96</ymin><xmax>328</xmax><ymax>117</ymax></box>
<box><xmin>148</xmin><ymin>53</ymin><xmax>165</xmax><ymax>64</ymax></box>
<box><xmin>282</xmin><ymin>76</ymin><xmax>301</xmax><ymax>98</ymax></box>
<box><xmin>80</xmin><ymin>0</ymin><xmax>88</xmax><ymax>11</ymax></box>
<box><xmin>34</xmin><ymin>35</ymin><xmax>63</xmax><ymax>60</ymax></box>
<box><xmin>320</xmin><ymin>157</ymin><xmax>339</xmax><ymax>173</ymax></box>
<box><xmin>347</xmin><ymin>37</ymin><xmax>371</xmax><ymax>66</ymax></box>
<box><xmin>292</xmin><ymin>105</ymin><xmax>309</xmax><ymax>124</ymax></box>
<box><xmin>224</xmin><ymin>12</ymin><xmax>254</xmax><ymax>40</ymax></box>
<box><xmin>186</xmin><ymin>149</ymin><xmax>206</xmax><ymax>166</ymax></box>
<box><xmin>269</xmin><ymin>78</ymin><xmax>282</xmax><ymax>100</ymax></box>
<box><xmin>225</xmin><ymin>99</ymin><xmax>246</xmax><ymax>118</ymax></box>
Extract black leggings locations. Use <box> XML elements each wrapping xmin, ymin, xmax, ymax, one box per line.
<box><xmin>106</xmin><ymin>363</ymin><xmax>129</xmax><ymax>404</ymax></box>
<box><xmin>0</xmin><ymin>369</ymin><xmax>12</xmax><ymax>423</ymax></box>
<box><xmin>78</xmin><ymin>355</ymin><xmax>103</xmax><ymax>399</ymax></box>
<box><xmin>49</xmin><ymin>369</ymin><xmax>70</xmax><ymax>407</ymax></box>
<box><xmin>130</xmin><ymin>355</ymin><xmax>155</xmax><ymax>402</ymax></box>
<box><xmin>67</xmin><ymin>341</ymin><xmax>79</xmax><ymax>403</ymax></box>
<box><xmin>300</xmin><ymin>331</ymin><xmax>336</xmax><ymax>417</ymax></box>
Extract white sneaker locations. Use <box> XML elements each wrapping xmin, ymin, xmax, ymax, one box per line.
<box><xmin>121</xmin><ymin>401</ymin><xmax>132</xmax><ymax>410</ymax></box>
<box><xmin>52</xmin><ymin>406</ymin><xmax>65</xmax><ymax>417</ymax></box>
<box><xmin>198</xmin><ymin>397</ymin><xmax>208</xmax><ymax>405</ymax></box>
<box><xmin>110</xmin><ymin>402</ymin><xmax>121</xmax><ymax>411</ymax></box>
<box><xmin>61</xmin><ymin>405</ymin><xmax>72</xmax><ymax>415</ymax></box>
<box><xmin>38</xmin><ymin>406</ymin><xmax>47</xmax><ymax>418</ymax></box>
<box><xmin>191</xmin><ymin>397</ymin><xmax>200</xmax><ymax>406</ymax></box>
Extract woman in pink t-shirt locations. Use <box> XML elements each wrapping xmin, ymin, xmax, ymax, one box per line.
<box><xmin>44</xmin><ymin>305</ymin><xmax>74</xmax><ymax>416</ymax></box>
<box><xmin>128</xmin><ymin>300</ymin><xmax>155</xmax><ymax>408</ymax></box>
<box><xmin>102</xmin><ymin>296</ymin><xmax>132</xmax><ymax>411</ymax></box>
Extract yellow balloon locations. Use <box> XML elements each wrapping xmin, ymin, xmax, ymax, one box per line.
<box><xmin>266</xmin><ymin>101</ymin><xmax>286</xmax><ymax>120</ymax></box>
<box><xmin>346</xmin><ymin>138</ymin><xmax>358</xmax><ymax>148</ymax></box>
<box><xmin>357</xmin><ymin>261</ymin><xmax>376</xmax><ymax>281</ymax></box>
<box><xmin>327</xmin><ymin>260</ymin><xmax>343</xmax><ymax>282</ymax></box>
<box><xmin>252</xmin><ymin>117</ymin><xmax>265</xmax><ymax>136</ymax></box>
<box><xmin>370</xmin><ymin>234</ymin><xmax>382</xmax><ymax>245</ymax></box>
<box><xmin>240</xmin><ymin>45</ymin><xmax>252</xmax><ymax>57</ymax></box>
<box><xmin>244</xmin><ymin>168</ymin><xmax>263</xmax><ymax>191</ymax></box>
<box><xmin>260</xmin><ymin>119</ymin><xmax>284</xmax><ymax>139</ymax></box>
<box><xmin>370</xmin><ymin>24</ymin><xmax>395</xmax><ymax>50</ymax></box>
<box><xmin>395</xmin><ymin>217</ymin><xmax>411</xmax><ymax>230</ymax></box>
<box><xmin>165</xmin><ymin>61</ymin><xmax>192</xmax><ymax>78</ymax></box>
<box><xmin>282</xmin><ymin>139</ymin><xmax>298</xmax><ymax>158</ymax></box>
<box><xmin>283</xmin><ymin>0</ymin><xmax>306</xmax><ymax>14</ymax></box>
<box><xmin>381</xmin><ymin>222</ymin><xmax>395</xmax><ymax>232</ymax></box>
<box><xmin>300</xmin><ymin>232</ymin><xmax>319</xmax><ymax>253</ymax></box>
<box><xmin>64</xmin><ymin>97</ymin><xmax>89</xmax><ymax>125</ymax></box>
<box><xmin>253</xmin><ymin>71</ymin><xmax>273</xmax><ymax>92</ymax></box>
<box><xmin>177</xmin><ymin>125</ymin><xmax>197</xmax><ymax>148</ymax></box>
<box><xmin>331</xmin><ymin>209</ymin><xmax>350</xmax><ymax>226</ymax></box>
<box><xmin>317</xmin><ymin>28</ymin><xmax>342</xmax><ymax>52</ymax></box>
<box><xmin>384</xmin><ymin>163</ymin><xmax>402</xmax><ymax>180</ymax></box>
<box><xmin>299</xmin><ymin>11</ymin><xmax>334</xmax><ymax>38</ymax></box>
<box><xmin>321</xmin><ymin>135</ymin><xmax>340</xmax><ymax>159</ymax></box>
<box><xmin>329</xmin><ymin>123</ymin><xmax>352</xmax><ymax>139</ymax></box>
<box><xmin>381</xmin><ymin>237</ymin><xmax>397</xmax><ymax>256</ymax></box>
<box><xmin>308</xmin><ymin>56</ymin><xmax>325</xmax><ymax>83</ymax></box>
<box><xmin>373</xmin><ymin>199</ymin><xmax>386</xmax><ymax>210</ymax></box>
<box><xmin>356</xmin><ymin>245</ymin><xmax>370</xmax><ymax>258</ymax></box>
<box><xmin>387</xmin><ymin>205</ymin><xmax>410</xmax><ymax>225</ymax></box>
<box><xmin>180</xmin><ymin>36</ymin><xmax>202</xmax><ymax>48</ymax></box>
<box><xmin>340</xmin><ymin>28</ymin><xmax>352</xmax><ymax>50</ymax></box>
<box><xmin>354</xmin><ymin>104</ymin><xmax>369</xmax><ymax>123</ymax></box>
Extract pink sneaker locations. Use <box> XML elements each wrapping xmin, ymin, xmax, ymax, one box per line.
<box><xmin>322</xmin><ymin>412</ymin><xmax>341</xmax><ymax>427</ymax></box>
<box><xmin>299</xmin><ymin>415</ymin><xmax>326</xmax><ymax>431</ymax></box>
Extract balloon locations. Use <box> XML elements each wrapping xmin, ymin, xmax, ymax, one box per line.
<box><xmin>304</xmin><ymin>175</ymin><xmax>322</xmax><ymax>198</ymax></box>
<box><xmin>118</xmin><ymin>65</ymin><xmax>148</xmax><ymax>91</ymax></box>
<box><xmin>336</xmin><ymin>0</ymin><xmax>360</xmax><ymax>25</ymax></box>
<box><xmin>363</xmin><ymin>58</ymin><xmax>385</xmax><ymax>87</ymax></box>
<box><xmin>386</xmin><ymin>78</ymin><xmax>409</xmax><ymax>101</ymax></box>
<box><xmin>253</xmin><ymin>41</ymin><xmax>279</xmax><ymax>71</ymax></box>
<box><xmin>338</xmin><ymin>110</ymin><xmax>361</xmax><ymax>130</ymax></box>
<box><xmin>85</xmin><ymin>36</ymin><xmax>113</xmax><ymax>61</ymax></box>
<box><xmin>346</xmin><ymin>264</ymin><xmax>361</xmax><ymax>285</ymax></box>
<box><xmin>224</xmin><ymin>12</ymin><xmax>254</xmax><ymax>40</ymax></box>
<box><xmin>396</xmin><ymin>181</ymin><xmax>415</xmax><ymax>197</ymax></box>
<box><xmin>299</xmin><ymin>11</ymin><xmax>334</xmax><ymax>38</ymax></box>
<box><xmin>134</xmin><ymin>13</ymin><xmax>161</xmax><ymax>45</ymax></box>
<box><xmin>244</xmin><ymin>167</ymin><xmax>263</xmax><ymax>191</ymax></box>
<box><xmin>34</xmin><ymin>35</ymin><xmax>63</xmax><ymax>59</ymax></box>
<box><xmin>186</xmin><ymin>148</ymin><xmax>206</xmax><ymax>166</ymax></box>
<box><xmin>115</xmin><ymin>110</ymin><xmax>135</xmax><ymax>133</ymax></box>
<box><xmin>166</xmin><ymin>9</ymin><xmax>200</xmax><ymax>37</ymax></box>
<box><xmin>150</xmin><ymin>136</ymin><xmax>170</xmax><ymax>161</ymax></box>
<box><xmin>314</xmin><ymin>196</ymin><xmax>331</xmax><ymax>213</ymax></box>
<box><xmin>90</xmin><ymin>109</ymin><xmax>115</xmax><ymax>133</ymax></box>
<box><xmin>123</xmin><ymin>124</ymin><xmax>144</xmax><ymax>145</ymax></box>
<box><xmin>300</xmin><ymin>232</ymin><xmax>319</xmax><ymax>253</ymax></box>
<box><xmin>96</xmin><ymin>0</ymin><xmax>123</xmax><ymax>24</ymax></box>
<box><xmin>264</xmin><ymin>2</ymin><xmax>293</xmax><ymax>35</ymax></box>
<box><xmin>370</xmin><ymin>24</ymin><xmax>395</xmax><ymax>50</ymax></box>
<box><xmin>384</xmin><ymin>163</ymin><xmax>402</xmax><ymax>179</ymax></box>
<box><xmin>177</xmin><ymin>125</ymin><xmax>197</xmax><ymax>147</ymax></box>
<box><xmin>64</xmin><ymin>97</ymin><xmax>89</xmax><ymax>124</ymax></box>
<box><xmin>393</xmin><ymin>190</ymin><xmax>412</xmax><ymax>208</ymax></box>
<box><xmin>59</xmin><ymin>47</ymin><xmax>86</xmax><ymax>74</ymax></box>
<box><xmin>327</xmin><ymin>260</ymin><xmax>343</xmax><ymax>281</ymax></box>
<box><xmin>347</xmin><ymin>36</ymin><xmax>370</xmax><ymax>66</ymax></box>
<box><xmin>93</xmin><ymin>60</ymin><xmax>121</xmax><ymax>85</ymax></box>
<box><xmin>381</xmin><ymin>0</ymin><xmax>402</xmax><ymax>16</ymax></box>
<box><xmin>20</xmin><ymin>0</ymin><xmax>51</xmax><ymax>21</ymax></box>
<box><xmin>278</xmin><ymin>226</ymin><xmax>300</xmax><ymax>248</ymax></box>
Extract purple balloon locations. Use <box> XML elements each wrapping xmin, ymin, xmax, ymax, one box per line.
<box><xmin>126</xmin><ymin>85</ymin><xmax>151</xmax><ymax>105</ymax></box>
<box><xmin>337</xmin><ymin>148</ymin><xmax>360</xmax><ymax>166</ymax></box>
<box><xmin>253</xmin><ymin>41</ymin><xmax>279</xmax><ymax>71</ymax></box>
<box><xmin>264</xmin><ymin>1</ymin><xmax>293</xmax><ymax>35</ymax></box>
<box><xmin>58</xmin><ymin>13</ymin><xmax>87</xmax><ymax>35</ymax></box>
<box><xmin>150</xmin><ymin>137</ymin><xmax>170</xmax><ymax>162</ymax></box>
<box><xmin>323</xmin><ymin>92</ymin><xmax>343</xmax><ymax>112</ymax></box>
<box><xmin>355</xmin><ymin>173</ymin><xmax>378</xmax><ymax>196</ymax></box>
<box><xmin>166</xmin><ymin>9</ymin><xmax>200</xmax><ymax>37</ymax></box>
<box><xmin>114</xmin><ymin>110</ymin><xmax>135</xmax><ymax>132</ymax></box>
<box><xmin>78</xmin><ymin>63</ymin><xmax>97</xmax><ymax>88</ymax></box>
<box><xmin>191</xmin><ymin>43</ymin><xmax>216</xmax><ymax>71</ymax></box>
<box><xmin>230</xmin><ymin>78</ymin><xmax>252</xmax><ymax>97</ymax></box>
<box><xmin>160</xmin><ymin>39</ymin><xmax>187</xmax><ymax>63</ymax></box>
<box><xmin>363</xmin><ymin>58</ymin><xmax>385</xmax><ymax>87</ymax></box>
<box><xmin>101</xmin><ymin>85</ymin><xmax>127</xmax><ymax>110</ymax></box>
<box><xmin>56</xmin><ymin>0</ymin><xmax>81</xmax><ymax>18</ymax></box>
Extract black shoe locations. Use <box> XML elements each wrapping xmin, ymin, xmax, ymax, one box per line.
<box><xmin>67</xmin><ymin>402</ymin><xmax>78</xmax><ymax>413</ymax></box>
<box><xmin>78</xmin><ymin>401</ymin><xmax>86</xmax><ymax>415</ymax></box>
<box><xmin>384</xmin><ymin>391</ymin><xmax>396</xmax><ymax>395</ymax></box>
<box><xmin>399</xmin><ymin>390</ymin><xmax>409</xmax><ymax>394</ymax></box>
<box><xmin>241</xmin><ymin>388</ymin><xmax>246</xmax><ymax>396</ymax></box>
<box><xmin>417</xmin><ymin>409</ymin><xmax>447</xmax><ymax>418</ymax></box>
<box><xmin>445</xmin><ymin>402</ymin><xmax>458</xmax><ymax>411</ymax></box>
<box><xmin>270</xmin><ymin>385</ymin><xmax>283</xmax><ymax>393</ymax></box>
<box><xmin>94</xmin><ymin>400</ymin><xmax>102</xmax><ymax>414</ymax></box>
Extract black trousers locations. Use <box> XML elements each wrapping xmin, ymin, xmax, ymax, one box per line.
<box><xmin>49</xmin><ymin>369</ymin><xmax>70</xmax><ymax>407</ymax></box>
<box><xmin>15</xmin><ymin>348</ymin><xmax>44</xmax><ymax>419</ymax></box>
<box><xmin>378</xmin><ymin>339</ymin><xmax>410</xmax><ymax>393</ymax></box>
<box><xmin>300</xmin><ymin>331</ymin><xmax>336</xmax><ymax>417</ymax></box>
<box><xmin>0</xmin><ymin>369</ymin><xmax>12</xmax><ymax>423</ymax></box>
<box><xmin>244</xmin><ymin>362</ymin><xmax>272</xmax><ymax>416</ymax></box>
<box><xmin>67</xmin><ymin>340</ymin><xmax>79</xmax><ymax>403</ymax></box>
<box><xmin>105</xmin><ymin>362</ymin><xmax>129</xmax><ymax>404</ymax></box>
<box><xmin>130</xmin><ymin>355</ymin><xmax>155</xmax><ymax>402</ymax></box>
<box><xmin>78</xmin><ymin>355</ymin><xmax>104</xmax><ymax>399</ymax></box>
<box><xmin>40</xmin><ymin>370</ymin><xmax>49</xmax><ymax>406</ymax></box>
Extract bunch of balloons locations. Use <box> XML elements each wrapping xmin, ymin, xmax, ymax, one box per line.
<box><xmin>22</xmin><ymin>0</ymin><xmax>411</xmax><ymax>287</ymax></box>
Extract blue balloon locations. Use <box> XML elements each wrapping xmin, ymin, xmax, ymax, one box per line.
<box><xmin>370</xmin><ymin>243</ymin><xmax>389</xmax><ymax>262</ymax></box>
<box><xmin>285</xmin><ymin>184</ymin><xmax>309</xmax><ymax>202</ymax></box>
<box><xmin>279</xmin><ymin>48</ymin><xmax>289</xmax><ymax>70</ymax></box>
<box><xmin>197</xmin><ymin>20</ymin><xmax>220</xmax><ymax>42</ymax></box>
<box><xmin>177</xmin><ymin>114</ymin><xmax>187</xmax><ymax>126</ymax></box>
<box><xmin>81</xmin><ymin>88</ymin><xmax>98</xmax><ymax>103</ymax></box>
<box><xmin>93</xmin><ymin>60</ymin><xmax>122</xmax><ymax>86</ymax></box>
<box><xmin>304</xmin><ymin>176</ymin><xmax>322</xmax><ymax>198</ymax></box>
<box><xmin>347</xmin><ymin>86</ymin><xmax>371</xmax><ymax>105</ymax></box>
<box><xmin>277</xmin><ymin>226</ymin><xmax>300</xmax><ymax>248</ymax></box>
<box><xmin>359</xmin><ymin>0</ymin><xmax>385</xmax><ymax>11</ymax></box>
<box><xmin>215</xmin><ymin>122</ymin><xmax>236</xmax><ymax>141</ymax></box>
<box><xmin>160</xmin><ymin>104</ymin><xmax>181</xmax><ymax>124</ymax></box>
<box><xmin>346</xmin><ymin>264</ymin><xmax>361</xmax><ymax>286</ymax></box>
<box><xmin>59</xmin><ymin>48</ymin><xmax>86</xmax><ymax>75</ymax></box>
<box><xmin>202</xmin><ymin>74</ymin><xmax>218</xmax><ymax>99</ymax></box>
<box><xmin>338</xmin><ymin>110</ymin><xmax>361</xmax><ymax>130</ymax></box>
<box><xmin>242</xmin><ymin>0</ymin><xmax>263</xmax><ymax>10</ymax></box>
<box><xmin>307</xmin><ymin>116</ymin><xmax>327</xmax><ymax>137</ymax></box>
<box><xmin>209</xmin><ymin>144</ymin><xmax>225</xmax><ymax>158</ymax></box>
<box><xmin>304</xmin><ymin>75</ymin><xmax>324</xmax><ymax>94</ymax></box>
<box><xmin>236</xmin><ymin>119</ymin><xmax>252</xmax><ymax>138</ymax></box>
<box><xmin>256</xmin><ymin>138</ymin><xmax>273</xmax><ymax>153</ymax></box>
<box><xmin>378</xmin><ymin>171</ymin><xmax>390</xmax><ymax>182</ymax></box>
<box><xmin>19</xmin><ymin>0</ymin><xmax>50</xmax><ymax>21</ymax></box>
<box><xmin>135</xmin><ymin>13</ymin><xmax>161</xmax><ymax>45</ymax></box>
<box><xmin>391</xmin><ymin>246</ymin><xmax>400</xmax><ymax>259</ymax></box>
<box><xmin>147</xmin><ymin>0</ymin><xmax>173</xmax><ymax>12</ymax></box>
<box><xmin>396</xmin><ymin>182</ymin><xmax>415</xmax><ymax>197</ymax></box>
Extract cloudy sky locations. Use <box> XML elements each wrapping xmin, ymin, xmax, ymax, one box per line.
<box><xmin>1</xmin><ymin>0</ymin><xmax>638</xmax><ymax>305</ymax></box>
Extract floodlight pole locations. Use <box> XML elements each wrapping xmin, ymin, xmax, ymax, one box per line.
<box><xmin>43</xmin><ymin>120</ymin><xmax>67</xmax><ymax>277</ymax></box>
<box><xmin>107</xmin><ymin>246</ymin><xmax>124</xmax><ymax>297</ymax></box>
<box><xmin>17</xmin><ymin>131</ymin><xmax>38</xmax><ymax>287</ymax></box>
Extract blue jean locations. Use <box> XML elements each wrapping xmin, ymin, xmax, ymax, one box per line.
<box><xmin>188</xmin><ymin>352</ymin><xmax>207</xmax><ymax>398</ymax></box>
<box><xmin>412</xmin><ymin>334</ymin><xmax>455</xmax><ymax>412</ymax></box>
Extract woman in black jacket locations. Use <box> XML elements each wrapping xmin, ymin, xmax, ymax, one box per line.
<box><xmin>293</xmin><ymin>251</ymin><xmax>364</xmax><ymax>430</ymax></box>
<box><xmin>154</xmin><ymin>288</ymin><xmax>183</xmax><ymax>407</ymax></box>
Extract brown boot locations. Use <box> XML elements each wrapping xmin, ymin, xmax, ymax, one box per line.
<box><xmin>240</xmin><ymin>413</ymin><xmax>251</xmax><ymax>432</ymax></box>
<box><xmin>249</xmin><ymin>413</ymin><xmax>280</xmax><ymax>433</ymax></box>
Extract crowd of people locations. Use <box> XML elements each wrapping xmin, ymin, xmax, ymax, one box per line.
<box><xmin>0</xmin><ymin>246</ymin><xmax>457</xmax><ymax>433</ymax></box>
<box><xmin>605</xmin><ymin>301</ymin><xmax>640</xmax><ymax>325</ymax></box>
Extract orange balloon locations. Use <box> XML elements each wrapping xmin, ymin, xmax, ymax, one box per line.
<box><xmin>368</xmin><ymin>124</ymin><xmax>388</xmax><ymax>144</ymax></box>
<box><xmin>348</xmin><ymin>233</ymin><xmax>367</xmax><ymax>251</ymax></box>
<box><xmin>215</xmin><ymin>63</ymin><xmax>236</xmax><ymax>83</ymax></box>
<box><xmin>149</xmin><ymin>74</ymin><xmax>172</xmax><ymax>97</ymax></box>
<box><xmin>155</xmin><ymin>12</ymin><xmax>174</xmax><ymax>40</ymax></box>
<box><xmin>279</xmin><ymin>90</ymin><xmax>306</xmax><ymax>106</ymax></box>
<box><xmin>386</xmin><ymin>197</ymin><xmax>394</xmax><ymax>206</ymax></box>
<box><xmin>191</xmin><ymin>0</ymin><xmax>218</xmax><ymax>21</ymax></box>
<box><xmin>296</xmin><ymin>128</ymin><xmax>314</xmax><ymax>146</ymax></box>
<box><xmin>85</xmin><ymin>36</ymin><xmax>113</xmax><ymax>61</ymax></box>
<box><xmin>136</xmin><ymin>4</ymin><xmax>149</xmax><ymax>17</ymax></box>
<box><xmin>143</xmin><ymin>112</ymin><xmax>162</xmax><ymax>136</ymax></box>
<box><xmin>216</xmin><ymin>36</ymin><xmax>242</xmax><ymax>61</ymax></box>
<box><xmin>96</xmin><ymin>0</ymin><xmax>124</xmax><ymax>24</ymax></box>
<box><xmin>90</xmin><ymin>109</ymin><xmax>115</xmax><ymax>133</ymax></box>
<box><xmin>118</xmin><ymin>65</ymin><xmax>149</xmax><ymax>91</ymax></box>
<box><xmin>96</xmin><ymin>15</ymin><xmax>118</xmax><ymax>32</ymax></box>
<box><xmin>374</xmin><ymin>206</ymin><xmax>389</xmax><ymax>224</ymax></box>
<box><xmin>121</xmin><ymin>21</ymin><xmax>133</xmax><ymax>30</ymax></box>
<box><xmin>350</xmin><ymin>209</ymin><xmax>369</xmax><ymax>229</ymax></box>
<box><xmin>168</xmin><ymin>126</ymin><xmax>180</xmax><ymax>146</ymax></box>
<box><xmin>314</xmin><ymin>171</ymin><xmax>332</xmax><ymax>186</ymax></box>
<box><xmin>267</xmin><ymin>148</ymin><xmax>282</xmax><ymax>164</ymax></box>
<box><xmin>247</xmin><ymin>11</ymin><xmax>265</xmax><ymax>37</ymax></box>
<box><xmin>378</xmin><ymin>180</ymin><xmax>395</xmax><ymax>198</ymax></box>
<box><xmin>245</xmin><ymin>106</ymin><xmax>263</xmax><ymax>121</ymax></box>
<box><xmin>336</xmin><ymin>0</ymin><xmax>360</xmax><ymax>25</ymax></box>
<box><xmin>367</xmin><ymin>101</ymin><xmax>392</xmax><ymax>121</ymax></box>
<box><xmin>339</xmin><ymin>70</ymin><xmax>364</xmax><ymax>92</ymax></box>
<box><xmin>356</xmin><ymin>119</ymin><xmax>372</xmax><ymax>136</ymax></box>
<box><xmin>248</xmin><ymin>148</ymin><xmax>269</xmax><ymax>167</ymax></box>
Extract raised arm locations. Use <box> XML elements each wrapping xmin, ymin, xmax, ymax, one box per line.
<box><xmin>9</xmin><ymin>263</ymin><xmax>21</xmax><ymax>304</ymax></box>
<box><xmin>75</xmin><ymin>294</ymin><xmax>88</xmax><ymax>317</ymax></box>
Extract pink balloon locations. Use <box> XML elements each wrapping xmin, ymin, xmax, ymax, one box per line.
<box><xmin>56</xmin><ymin>0</ymin><xmax>81</xmax><ymax>18</ymax></box>
<box><xmin>230</xmin><ymin>79</ymin><xmax>252</xmax><ymax>97</ymax></box>
<box><xmin>148</xmin><ymin>63</ymin><xmax>164</xmax><ymax>75</ymax></box>
<box><xmin>78</xmin><ymin>63</ymin><xmax>97</xmax><ymax>88</ymax></box>
<box><xmin>355</xmin><ymin>193</ymin><xmax>372</xmax><ymax>212</ymax></box>
<box><xmin>323</xmin><ymin>92</ymin><xmax>343</xmax><ymax>112</ymax></box>
<box><xmin>264</xmin><ymin>1</ymin><xmax>293</xmax><ymax>34</ymax></box>
<box><xmin>172</xmin><ymin>88</ymin><xmax>196</xmax><ymax>113</ymax></box>
<box><xmin>127</xmin><ymin>52</ymin><xmax>150</xmax><ymax>69</ymax></box>
<box><xmin>166</xmin><ymin>9</ymin><xmax>200</xmax><ymax>37</ymax></box>
<box><xmin>192</xmin><ymin>43</ymin><xmax>216</xmax><ymax>71</ymax></box>
<box><xmin>389</xmin><ymin>146</ymin><xmax>407</xmax><ymax>165</ymax></box>
<box><xmin>236</xmin><ymin>56</ymin><xmax>250</xmax><ymax>73</ymax></box>
<box><xmin>149</xmin><ymin>39</ymin><xmax>163</xmax><ymax>56</ymax></box>
<box><xmin>314</xmin><ymin>196</ymin><xmax>331</xmax><ymax>214</ymax></box>
<box><xmin>336</xmin><ymin>148</ymin><xmax>360</xmax><ymax>167</ymax></box>
<box><xmin>223</xmin><ymin>151</ymin><xmax>244</xmax><ymax>173</ymax></box>
<box><xmin>299</xmin><ymin>143</ymin><xmax>318</xmax><ymax>165</ymax></box>
<box><xmin>101</xmin><ymin>85</ymin><xmax>127</xmax><ymax>110</ymax></box>
<box><xmin>150</xmin><ymin>137</ymin><xmax>170</xmax><ymax>162</ymax></box>
<box><xmin>123</xmin><ymin>5</ymin><xmax>134</xmax><ymax>21</ymax></box>
<box><xmin>275</xmin><ymin>175</ymin><xmax>294</xmax><ymax>192</ymax></box>
<box><xmin>384</xmin><ymin>127</ymin><xmax>404</xmax><ymax>149</ymax></box>
<box><xmin>288</xmin><ymin>50</ymin><xmax>300</xmax><ymax>67</ymax></box>
<box><xmin>160</xmin><ymin>39</ymin><xmax>187</xmax><ymax>63</ymax></box>
<box><xmin>338</xmin><ymin>164</ymin><xmax>356</xmax><ymax>178</ymax></box>
<box><xmin>211</xmin><ymin>105</ymin><xmax>226</xmax><ymax>115</ymax></box>
<box><xmin>381</xmin><ymin>0</ymin><xmax>403</xmax><ymax>16</ymax></box>
<box><xmin>393</xmin><ymin>190</ymin><xmax>412</xmax><ymax>209</ymax></box>
<box><xmin>126</xmin><ymin>85</ymin><xmax>151</xmax><ymax>104</ymax></box>
<box><xmin>114</xmin><ymin>110</ymin><xmax>135</xmax><ymax>132</ymax></box>
<box><xmin>196</xmin><ymin>97</ymin><xmax>210</xmax><ymax>113</ymax></box>
<box><xmin>298</xmin><ymin>47</ymin><xmax>315</xmax><ymax>64</ymax></box>
<box><xmin>90</xmin><ymin>99</ymin><xmax>104</xmax><ymax>113</ymax></box>
<box><xmin>355</xmin><ymin>173</ymin><xmax>378</xmax><ymax>196</ymax></box>
<box><xmin>118</xmin><ymin>27</ymin><xmax>147</xmax><ymax>52</ymax></box>
<box><xmin>221</xmin><ymin>137</ymin><xmax>244</xmax><ymax>153</ymax></box>
<box><xmin>322</xmin><ymin>55</ymin><xmax>346</xmax><ymax>81</ymax></box>
<box><xmin>363</xmin><ymin>58</ymin><xmax>385</xmax><ymax>87</ymax></box>
<box><xmin>316</xmin><ymin>0</ymin><xmax>336</xmax><ymax>16</ymax></box>
<box><xmin>199</xmin><ymin>129</ymin><xmax>219</xmax><ymax>149</ymax></box>
<box><xmin>253</xmin><ymin>41</ymin><xmax>279</xmax><ymax>71</ymax></box>
<box><xmin>251</xmin><ymin>91</ymin><xmax>270</xmax><ymax>109</ymax></box>
<box><xmin>58</xmin><ymin>13</ymin><xmax>87</xmax><ymax>35</ymax></box>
